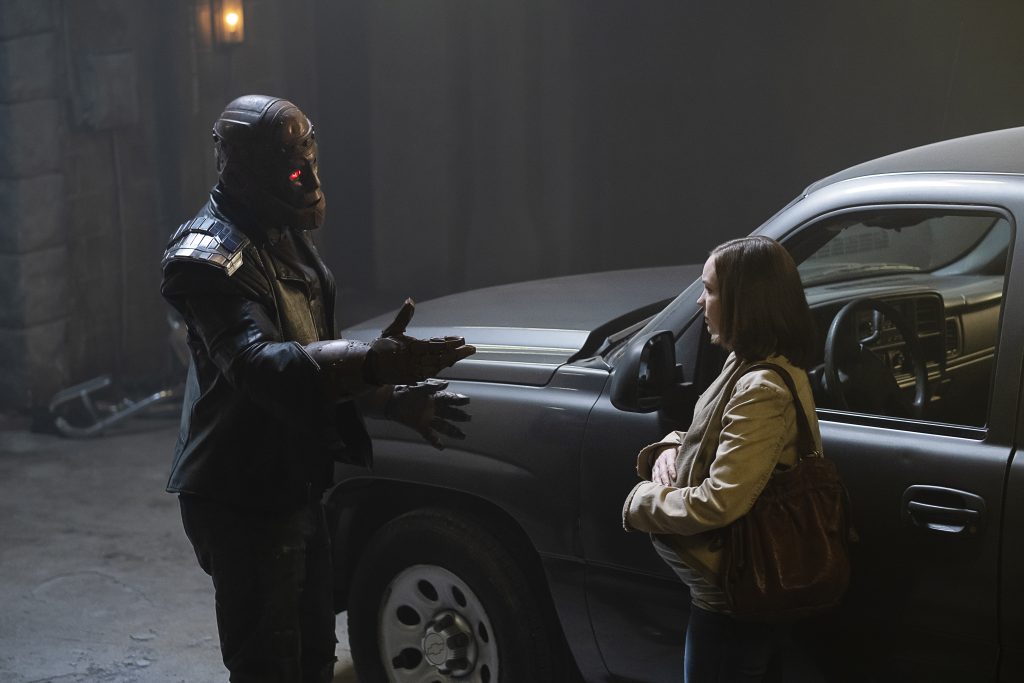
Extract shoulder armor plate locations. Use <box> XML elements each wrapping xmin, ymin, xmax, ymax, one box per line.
<box><xmin>161</xmin><ymin>216</ymin><xmax>249</xmax><ymax>276</ymax></box>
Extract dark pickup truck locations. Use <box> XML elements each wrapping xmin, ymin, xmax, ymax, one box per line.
<box><xmin>330</xmin><ymin>127</ymin><xmax>1024</xmax><ymax>682</ymax></box>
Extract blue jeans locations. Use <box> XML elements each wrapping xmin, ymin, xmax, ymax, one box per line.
<box><xmin>683</xmin><ymin>605</ymin><xmax>787</xmax><ymax>683</ymax></box>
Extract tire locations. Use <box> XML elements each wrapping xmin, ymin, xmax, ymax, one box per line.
<box><xmin>347</xmin><ymin>508</ymin><xmax>558</xmax><ymax>683</ymax></box>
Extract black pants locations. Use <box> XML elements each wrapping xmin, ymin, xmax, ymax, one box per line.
<box><xmin>179</xmin><ymin>495</ymin><xmax>337</xmax><ymax>683</ymax></box>
<box><xmin>684</xmin><ymin>605</ymin><xmax>787</xmax><ymax>682</ymax></box>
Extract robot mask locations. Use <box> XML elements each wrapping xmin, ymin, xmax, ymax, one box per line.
<box><xmin>213</xmin><ymin>95</ymin><xmax>326</xmax><ymax>231</ymax></box>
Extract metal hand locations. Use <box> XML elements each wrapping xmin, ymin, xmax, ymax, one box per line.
<box><xmin>387</xmin><ymin>380</ymin><xmax>471</xmax><ymax>450</ymax></box>
<box><xmin>368</xmin><ymin>299</ymin><xmax>476</xmax><ymax>385</ymax></box>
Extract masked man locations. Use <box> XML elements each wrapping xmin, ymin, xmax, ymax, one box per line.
<box><xmin>160</xmin><ymin>94</ymin><xmax>475</xmax><ymax>682</ymax></box>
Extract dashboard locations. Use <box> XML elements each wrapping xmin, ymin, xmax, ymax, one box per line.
<box><xmin>805</xmin><ymin>274</ymin><xmax>1003</xmax><ymax>427</ymax></box>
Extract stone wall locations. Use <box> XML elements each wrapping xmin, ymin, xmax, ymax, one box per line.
<box><xmin>59</xmin><ymin>0</ymin><xmax>167</xmax><ymax>398</ymax></box>
<box><xmin>4</xmin><ymin>0</ymin><xmax>1024</xmax><ymax>415</ymax></box>
<box><xmin>0</xmin><ymin>0</ymin><xmax>234</xmax><ymax>414</ymax></box>
<box><xmin>0</xmin><ymin>0</ymin><xmax>319</xmax><ymax>416</ymax></box>
<box><xmin>0</xmin><ymin>0</ymin><xmax>68</xmax><ymax>412</ymax></box>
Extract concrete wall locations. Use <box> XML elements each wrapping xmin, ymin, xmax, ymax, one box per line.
<box><xmin>3</xmin><ymin>0</ymin><xmax>1024</xmax><ymax>415</ymax></box>
<box><xmin>318</xmin><ymin>0</ymin><xmax>1024</xmax><ymax>306</ymax></box>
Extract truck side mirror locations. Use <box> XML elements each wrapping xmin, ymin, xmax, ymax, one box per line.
<box><xmin>610</xmin><ymin>330</ymin><xmax>680</xmax><ymax>412</ymax></box>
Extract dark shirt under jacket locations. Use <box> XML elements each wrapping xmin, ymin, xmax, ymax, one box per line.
<box><xmin>161</xmin><ymin>187</ymin><xmax>371</xmax><ymax>512</ymax></box>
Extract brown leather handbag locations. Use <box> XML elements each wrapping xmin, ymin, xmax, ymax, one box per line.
<box><xmin>720</xmin><ymin>363</ymin><xmax>855</xmax><ymax>621</ymax></box>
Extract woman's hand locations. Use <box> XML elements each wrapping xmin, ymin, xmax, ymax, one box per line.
<box><xmin>651</xmin><ymin>446</ymin><xmax>679</xmax><ymax>486</ymax></box>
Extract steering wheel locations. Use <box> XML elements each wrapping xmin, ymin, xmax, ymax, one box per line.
<box><xmin>823</xmin><ymin>298</ymin><xmax>928</xmax><ymax>419</ymax></box>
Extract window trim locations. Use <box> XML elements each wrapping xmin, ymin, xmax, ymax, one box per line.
<box><xmin>817</xmin><ymin>408</ymin><xmax>987</xmax><ymax>441</ymax></box>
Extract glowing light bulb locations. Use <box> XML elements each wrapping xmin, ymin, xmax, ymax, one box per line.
<box><xmin>225</xmin><ymin>12</ymin><xmax>240</xmax><ymax>28</ymax></box>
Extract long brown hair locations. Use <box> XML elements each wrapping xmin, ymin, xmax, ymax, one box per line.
<box><xmin>710</xmin><ymin>236</ymin><xmax>817</xmax><ymax>368</ymax></box>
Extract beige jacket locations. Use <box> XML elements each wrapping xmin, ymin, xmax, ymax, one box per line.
<box><xmin>622</xmin><ymin>352</ymin><xmax>822</xmax><ymax>583</ymax></box>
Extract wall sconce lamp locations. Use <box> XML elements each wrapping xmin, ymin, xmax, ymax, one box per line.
<box><xmin>211</xmin><ymin>0</ymin><xmax>245</xmax><ymax>46</ymax></box>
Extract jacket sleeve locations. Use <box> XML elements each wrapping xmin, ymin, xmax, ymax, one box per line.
<box><xmin>161</xmin><ymin>261</ymin><xmax>325</xmax><ymax>426</ymax></box>
<box><xmin>623</xmin><ymin>378</ymin><xmax>790</xmax><ymax>535</ymax></box>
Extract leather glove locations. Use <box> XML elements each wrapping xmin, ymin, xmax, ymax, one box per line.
<box><xmin>366</xmin><ymin>299</ymin><xmax>476</xmax><ymax>385</ymax></box>
<box><xmin>305</xmin><ymin>338</ymin><xmax>375</xmax><ymax>400</ymax></box>
<box><xmin>386</xmin><ymin>380</ymin><xmax>471</xmax><ymax>450</ymax></box>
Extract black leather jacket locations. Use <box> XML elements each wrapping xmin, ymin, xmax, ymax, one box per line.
<box><xmin>161</xmin><ymin>187</ymin><xmax>371</xmax><ymax>511</ymax></box>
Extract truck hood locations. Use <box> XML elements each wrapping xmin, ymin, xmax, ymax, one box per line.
<box><xmin>343</xmin><ymin>264</ymin><xmax>700</xmax><ymax>385</ymax></box>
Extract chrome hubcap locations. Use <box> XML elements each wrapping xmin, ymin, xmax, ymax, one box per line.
<box><xmin>421</xmin><ymin>610</ymin><xmax>476</xmax><ymax>675</ymax></box>
<box><xmin>378</xmin><ymin>564</ymin><xmax>498</xmax><ymax>682</ymax></box>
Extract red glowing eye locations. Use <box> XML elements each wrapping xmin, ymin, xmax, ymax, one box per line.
<box><xmin>289</xmin><ymin>169</ymin><xmax>302</xmax><ymax>182</ymax></box>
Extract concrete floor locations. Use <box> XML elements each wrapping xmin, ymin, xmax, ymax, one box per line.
<box><xmin>0</xmin><ymin>413</ymin><xmax>357</xmax><ymax>683</ymax></box>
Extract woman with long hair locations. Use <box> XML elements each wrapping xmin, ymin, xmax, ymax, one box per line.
<box><xmin>623</xmin><ymin>236</ymin><xmax>822</xmax><ymax>681</ymax></box>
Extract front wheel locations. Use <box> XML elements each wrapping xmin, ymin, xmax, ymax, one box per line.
<box><xmin>347</xmin><ymin>509</ymin><xmax>559</xmax><ymax>682</ymax></box>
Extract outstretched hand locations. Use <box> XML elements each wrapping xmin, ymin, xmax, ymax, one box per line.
<box><xmin>369</xmin><ymin>299</ymin><xmax>476</xmax><ymax>385</ymax></box>
<box><xmin>380</xmin><ymin>299</ymin><xmax>416</xmax><ymax>337</ymax></box>
<box><xmin>387</xmin><ymin>380</ymin><xmax>471</xmax><ymax>450</ymax></box>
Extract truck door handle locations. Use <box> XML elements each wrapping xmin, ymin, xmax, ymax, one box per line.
<box><xmin>902</xmin><ymin>485</ymin><xmax>986</xmax><ymax>535</ymax></box>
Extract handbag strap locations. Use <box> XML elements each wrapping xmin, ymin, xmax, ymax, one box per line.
<box><xmin>745</xmin><ymin>362</ymin><xmax>819</xmax><ymax>459</ymax></box>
